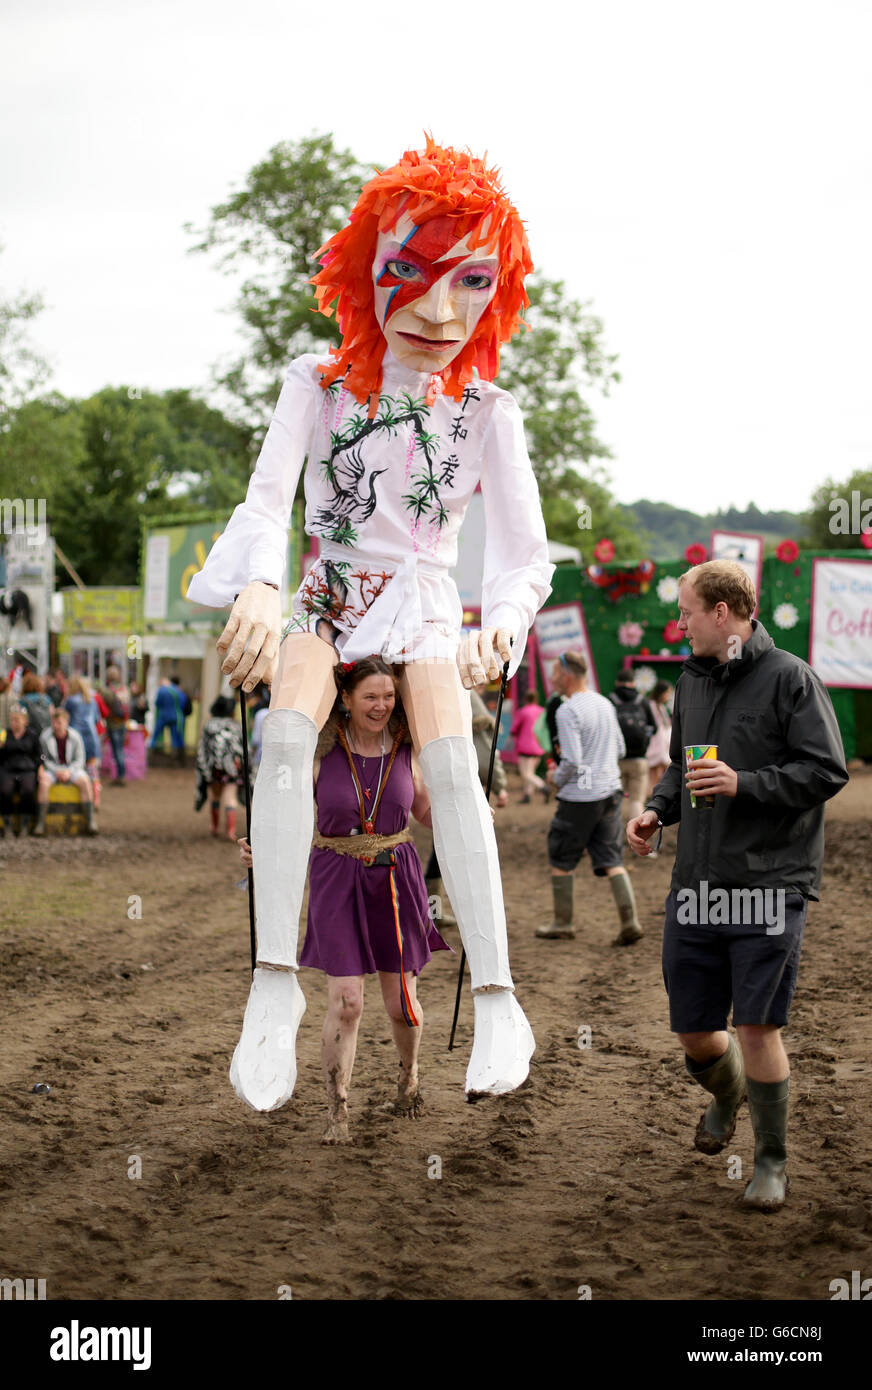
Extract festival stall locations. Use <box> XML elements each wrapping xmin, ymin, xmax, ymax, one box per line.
<box><xmin>140</xmin><ymin>509</ymin><xmax>304</xmax><ymax>747</ymax></box>
<box><xmin>534</xmin><ymin>543</ymin><xmax>872</xmax><ymax>760</ymax></box>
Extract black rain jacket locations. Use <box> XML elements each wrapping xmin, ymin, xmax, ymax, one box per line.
<box><xmin>646</xmin><ymin>621</ymin><xmax>848</xmax><ymax>899</ymax></box>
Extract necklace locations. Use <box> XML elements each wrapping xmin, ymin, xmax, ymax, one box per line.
<box><xmin>339</xmin><ymin>723</ymin><xmax>400</xmax><ymax>836</ymax></box>
<box><xmin>348</xmin><ymin>726</ymin><xmax>386</xmax><ymax>803</ymax></box>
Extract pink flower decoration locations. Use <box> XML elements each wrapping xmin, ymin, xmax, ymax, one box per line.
<box><xmin>663</xmin><ymin>620</ymin><xmax>683</xmax><ymax>643</ymax></box>
<box><xmin>776</xmin><ymin>539</ymin><xmax>799</xmax><ymax>563</ymax></box>
<box><xmin>861</xmin><ymin>531</ymin><xmax>872</xmax><ymax>550</ymax></box>
<box><xmin>594</xmin><ymin>538</ymin><xmax>615</xmax><ymax>562</ymax></box>
<box><xmin>684</xmin><ymin>543</ymin><xmax>707</xmax><ymax>565</ymax></box>
<box><xmin>618</xmin><ymin>621</ymin><xmax>644</xmax><ymax>648</ymax></box>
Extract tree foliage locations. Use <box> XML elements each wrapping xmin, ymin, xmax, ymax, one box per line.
<box><xmin>186</xmin><ymin>134</ymin><xmax>370</xmax><ymax>422</ymax></box>
<box><xmin>0</xmin><ymin>388</ymin><xmax>252</xmax><ymax>585</ymax></box>
<box><xmin>495</xmin><ymin>277</ymin><xmax>638</xmax><ymax>554</ymax></box>
<box><xmin>0</xmin><ymin>247</ymin><xmax>52</xmax><ymax>421</ymax></box>
<box><xmin>804</xmin><ymin>467</ymin><xmax>872</xmax><ymax>549</ymax></box>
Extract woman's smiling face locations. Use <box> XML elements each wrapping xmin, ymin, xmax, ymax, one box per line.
<box><xmin>372</xmin><ymin>211</ymin><xmax>499</xmax><ymax>373</ymax></box>
<box><xmin>342</xmin><ymin>674</ymin><xmax>397</xmax><ymax>737</ymax></box>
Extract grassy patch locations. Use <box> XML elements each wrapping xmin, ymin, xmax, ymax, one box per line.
<box><xmin>1</xmin><ymin>874</ymin><xmax>97</xmax><ymax>930</ymax></box>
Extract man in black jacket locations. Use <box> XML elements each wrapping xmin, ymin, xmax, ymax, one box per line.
<box><xmin>628</xmin><ymin>560</ymin><xmax>847</xmax><ymax>1211</ymax></box>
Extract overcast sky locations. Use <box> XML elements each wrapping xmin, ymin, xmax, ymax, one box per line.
<box><xmin>2</xmin><ymin>0</ymin><xmax>870</xmax><ymax>516</ymax></box>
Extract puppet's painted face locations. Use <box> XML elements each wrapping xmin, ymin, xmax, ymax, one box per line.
<box><xmin>372</xmin><ymin>212</ymin><xmax>499</xmax><ymax>373</ymax></box>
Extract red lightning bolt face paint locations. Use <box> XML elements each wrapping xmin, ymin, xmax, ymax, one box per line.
<box><xmin>376</xmin><ymin>216</ymin><xmax>469</xmax><ymax>325</ymax></box>
<box><xmin>372</xmin><ymin>211</ymin><xmax>500</xmax><ymax>375</ymax></box>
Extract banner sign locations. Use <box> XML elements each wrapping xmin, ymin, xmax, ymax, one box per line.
<box><xmin>810</xmin><ymin>558</ymin><xmax>872</xmax><ymax>688</ymax></box>
<box><xmin>143</xmin><ymin>519</ymin><xmax>298</xmax><ymax>626</ymax></box>
<box><xmin>63</xmin><ymin>587</ymin><xmax>142</xmax><ymax>634</ymax></box>
<box><xmin>710</xmin><ymin>530</ymin><xmax>764</xmax><ymax>615</ymax></box>
<box><xmin>144</xmin><ymin>523</ymin><xmax>227</xmax><ymax>624</ymax></box>
<box><xmin>534</xmin><ymin>602</ymin><xmax>599</xmax><ymax>694</ymax></box>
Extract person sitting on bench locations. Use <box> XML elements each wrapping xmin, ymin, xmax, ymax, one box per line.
<box><xmin>35</xmin><ymin>706</ymin><xmax>99</xmax><ymax>837</ymax></box>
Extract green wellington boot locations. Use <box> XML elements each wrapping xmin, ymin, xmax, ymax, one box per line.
<box><xmin>536</xmin><ymin>874</ymin><xmax>575</xmax><ymax>939</ymax></box>
<box><xmin>687</xmin><ymin>1035</ymin><xmax>746</xmax><ymax>1154</ymax></box>
<box><xmin>743</xmin><ymin>1077</ymin><xmax>790</xmax><ymax>1211</ymax></box>
<box><xmin>610</xmin><ymin>870</ymin><xmax>644</xmax><ymax>945</ymax></box>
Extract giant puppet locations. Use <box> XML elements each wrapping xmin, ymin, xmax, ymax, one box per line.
<box><xmin>187</xmin><ymin>140</ymin><xmax>554</xmax><ymax>1111</ymax></box>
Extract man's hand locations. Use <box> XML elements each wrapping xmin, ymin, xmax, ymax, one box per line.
<box><xmin>218</xmin><ymin>581</ymin><xmax>281</xmax><ymax>691</ymax></box>
<box><xmin>58</xmin><ymin>769</ymin><xmax>70</xmax><ymax>784</ymax></box>
<box><xmin>686</xmin><ymin>757</ymin><xmax>738</xmax><ymax>799</ymax></box>
<box><xmin>238</xmin><ymin>836</ymin><xmax>252</xmax><ymax>868</ymax></box>
<box><xmin>457</xmin><ymin>627</ymin><xmax>513</xmax><ymax>689</ymax></box>
<box><xmin>627</xmin><ymin>809</ymin><xmax>660</xmax><ymax>855</ymax></box>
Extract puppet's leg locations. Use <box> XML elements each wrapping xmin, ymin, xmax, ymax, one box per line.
<box><xmin>230</xmin><ymin>633</ymin><xmax>337</xmax><ymax>1112</ymax></box>
<box><xmin>400</xmin><ymin>660</ymin><xmax>535</xmax><ymax>1097</ymax></box>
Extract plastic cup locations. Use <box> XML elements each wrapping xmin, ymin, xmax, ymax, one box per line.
<box><xmin>685</xmin><ymin>744</ymin><xmax>717</xmax><ymax>807</ymax></box>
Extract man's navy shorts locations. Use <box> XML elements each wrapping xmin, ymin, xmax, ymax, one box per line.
<box><xmin>662</xmin><ymin>887</ymin><xmax>808</xmax><ymax>1032</ymax></box>
<box><xmin>547</xmin><ymin>791</ymin><xmax>624</xmax><ymax>876</ymax></box>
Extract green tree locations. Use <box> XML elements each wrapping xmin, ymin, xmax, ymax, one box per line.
<box><xmin>0</xmin><ymin>387</ymin><xmax>253</xmax><ymax>584</ymax></box>
<box><xmin>186</xmin><ymin>133</ymin><xmax>370</xmax><ymax>423</ymax></box>
<box><xmin>497</xmin><ymin>277</ymin><xmax>643</xmax><ymax>557</ymax></box>
<box><xmin>804</xmin><ymin>467</ymin><xmax>872</xmax><ymax>549</ymax></box>
<box><xmin>0</xmin><ymin>248</ymin><xmax>52</xmax><ymax>422</ymax></box>
<box><xmin>0</xmin><ymin>394</ymin><xmax>85</xmax><ymax>505</ymax></box>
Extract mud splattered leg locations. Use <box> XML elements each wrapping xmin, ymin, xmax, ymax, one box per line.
<box><xmin>378</xmin><ymin>971</ymin><xmax>424</xmax><ymax>1118</ymax></box>
<box><xmin>321</xmin><ymin>976</ymin><xmax>364</xmax><ymax>1145</ymax></box>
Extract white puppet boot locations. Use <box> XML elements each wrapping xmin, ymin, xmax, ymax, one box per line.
<box><xmin>418</xmin><ymin>735</ymin><xmax>535</xmax><ymax>1097</ymax></box>
<box><xmin>229</xmin><ymin>707</ymin><xmax>316</xmax><ymax>1112</ymax></box>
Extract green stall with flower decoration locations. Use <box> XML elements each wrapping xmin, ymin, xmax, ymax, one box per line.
<box><xmin>538</xmin><ymin>543</ymin><xmax>872</xmax><ymax>761</ymax></box>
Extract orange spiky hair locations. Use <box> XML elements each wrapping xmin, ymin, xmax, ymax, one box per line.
<box><xmin>311</xmin><ymin>137</ymin><xmax>533</xmax><ymax>414</ymax></box>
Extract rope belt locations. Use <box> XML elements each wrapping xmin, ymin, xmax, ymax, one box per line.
<box><xmin>311</xmin><ymin>827</ymin><xmax>413</xmax><ymax>861</ymax></box>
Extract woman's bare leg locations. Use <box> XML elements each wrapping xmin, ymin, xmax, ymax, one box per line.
<box><xmin>378</xmin><ymin>972</ymin><xmax>423</xmax><ymax>1116</ymax></box>
<box><xmin>321</xmin><ymin>975</ymin><xmax>365</xmax><ymax>1144</ymax></box>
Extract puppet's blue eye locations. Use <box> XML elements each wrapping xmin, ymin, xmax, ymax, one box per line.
<box><xmin>385</xmin><ymin>259</ymin><xmax>422</xmax><ymax>281</ymax></box>
<box><xmin>458</xmin><ymin>272</ymin><xmax>492</xmax><ymax>290</ymax></box>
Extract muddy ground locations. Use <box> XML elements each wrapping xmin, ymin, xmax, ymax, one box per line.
<box><xmin>1</xmin><ymin>765</ymin><xmax>870</xmax><ymax>1303</ymax></box>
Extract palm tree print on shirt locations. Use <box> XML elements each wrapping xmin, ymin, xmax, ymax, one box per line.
<box><xmin>312</xmin><ymin>382</ymin><xmax>479</xmax><ymax>548</ymax></box>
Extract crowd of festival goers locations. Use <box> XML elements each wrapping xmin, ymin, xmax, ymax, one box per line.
<box><xmin>1</xmin><ymin>662</ymin><xmax>673</xmax><ymax>844</ymax></box>
<box><xmin>0</xmin><ymin>666</ymin><xmax>150</xmax><ymax>837</ymax></box>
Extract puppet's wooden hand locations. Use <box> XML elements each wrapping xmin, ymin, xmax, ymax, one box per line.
<box><xmin>218</xmin><ymin>581</ymin><xmax>281</xmax><ymax>691</ymax></box>
<box><xmin>457</xmin><ymin>626</ymin><xmax>513</xmax><ymax>689</ymax></box>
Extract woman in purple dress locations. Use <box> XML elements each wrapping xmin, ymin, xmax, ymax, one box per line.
<box><xmin>240</xmin><ymin>655</ymin><xmax>450</xmax><ymax>1144</ymax></box>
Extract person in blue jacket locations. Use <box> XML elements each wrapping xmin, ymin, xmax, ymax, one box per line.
<box><xmin>150</xmin><ymin>676</ymin><xmax>189</xmax><ymax>757</ymax></box>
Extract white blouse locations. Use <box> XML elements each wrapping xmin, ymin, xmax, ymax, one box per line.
<box><xmin>186</xmin><ymin>351</ymin><xmax>554</xmax><ymax>676</ymax></box>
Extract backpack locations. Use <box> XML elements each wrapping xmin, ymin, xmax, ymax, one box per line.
<box><xmin>106</xmin><ymin>689</ymin><xmax>129</xmax><ymax>722</ymax></box>
<box><xmin>24</xmin><ymin>695</ymin><xmax>52</xmax><ymax>736</ymax></box>
<box><xmin>608</xmin><ymin>692</ymin><xmax>653</xmax><ymax>757</ymax></box>
<box><xmin>533</xmin><ymin>709</ymin><xmax>552</xmax><ymax>755</ymax></box>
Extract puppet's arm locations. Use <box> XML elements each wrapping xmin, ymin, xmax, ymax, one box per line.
<box><xmin>185</xmin><ymin>357</ymin><xmax>317</xmax><ymax>682</ymax></box>
<box><xmin>465</xmin><ymin>393</ymin><xmax>554</xmax><ymax>686</ymax></box>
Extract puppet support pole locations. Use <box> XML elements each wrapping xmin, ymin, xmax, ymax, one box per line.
<box><xmin>237</xmin><ymin>686</ymin><xmax>256</xmax><ymax>975</ymax></box>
